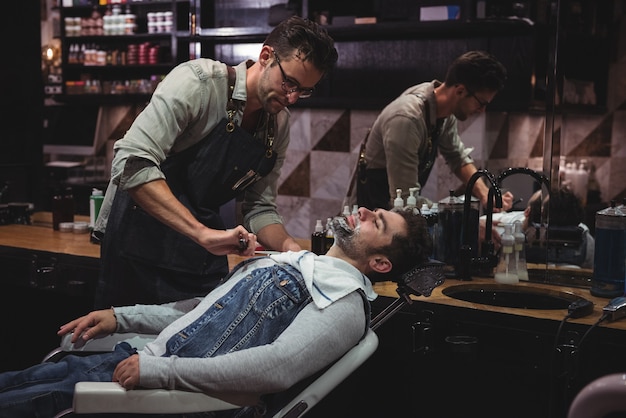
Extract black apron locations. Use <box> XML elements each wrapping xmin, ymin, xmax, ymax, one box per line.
<box><xmin>357</xmin><ymin>93</ymin><xmax>440</xmax><ymax>210</ymax></box>
<box><xmin>95</xmin><ymin>68</ymin><xmax>277</xmax><ymax>308</ymax></box>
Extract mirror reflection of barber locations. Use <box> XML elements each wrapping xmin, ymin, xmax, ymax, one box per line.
<box><xmin>355</xmin><ymin>51</ymin><xmax>514</xmax><ymax>212</ymax></box>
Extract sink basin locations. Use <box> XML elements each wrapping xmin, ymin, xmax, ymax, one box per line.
<box><xmin>442</xmin><ymin>283</ymin><xmax>589</xmax><ymax>310</ymax></box>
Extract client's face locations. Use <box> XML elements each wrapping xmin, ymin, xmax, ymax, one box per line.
<box><xmin>331</xmin><ymin>208</ymin><xmax>406</xmax><ymax>260</ymax></box>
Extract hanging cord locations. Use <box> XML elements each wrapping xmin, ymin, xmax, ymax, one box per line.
<box><xmin>548</xmin><ymin>305</ymin><xmax>607</xmax><ymax>418</ymax></box>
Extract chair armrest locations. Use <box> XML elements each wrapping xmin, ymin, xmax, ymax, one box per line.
<box><xmin>59</xmin><ymin>332</ymin><xmax>156</xmax><ymax>352</ymax></box>
<box><xmin>42</xmin><ymin>333</ymin><xmax>156</xmax><ymax>363</ymax></box>
<box><xmin>73</xmin><ymin>382</ymin><xmax>240</xmax><ymax>414</ymax></box>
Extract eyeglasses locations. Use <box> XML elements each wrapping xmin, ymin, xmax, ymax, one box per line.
<box><xmin>272</xmin><ymin>49</ymin><xmax>314</xmax><ymax>99</ymax></box>
<box><xmin>468</xmin><ymin>91</ymin><xmax>490</xmax><ymax>109</ymax></box>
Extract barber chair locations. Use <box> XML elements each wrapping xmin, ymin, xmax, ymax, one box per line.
<box><xmin>526</xmin><ymin>224</ymin><xmax>588</xmax><ymax>266</ymax></box>
<box><xmin>45</xmin><ymin>261</ymin><xmax>445</xmax><ymax>418</ymax></box>
<box><xmin>567</xmin><ymin>373</ymin><xmax>626</xmax><ymax>418</ymax></box>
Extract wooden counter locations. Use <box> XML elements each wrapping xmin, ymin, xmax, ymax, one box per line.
<box><xmin>373</xmin><ymin>278</ymin><xmax>626</xmax><ymax>331</ymax></box>
<box><xmin>0</xmin><ymin>221</ymin><xmax>100</xmax><ymax>259</ymax></box>
<box><xmin>2</xmin><ymin>216</ymin><xmax>623</xmax><ymax>332</ymax></box>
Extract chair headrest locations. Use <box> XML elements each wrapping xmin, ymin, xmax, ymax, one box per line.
<box><xmin>395</xmin><ymin>260</ymin><xmax>446</xmax><ymax>297</ymax></box>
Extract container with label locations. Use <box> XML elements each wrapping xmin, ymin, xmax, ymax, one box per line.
<box><xmin>591</xmin><ymin>200</ymin><xmax>626</xmax><ymax>298</ymax></box>
<box><xmin>90</xmin><ymin>188</ymin><xmax>104</xmax><ymax>229</ymax></box>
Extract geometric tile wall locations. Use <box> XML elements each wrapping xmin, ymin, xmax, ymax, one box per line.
<box><xmin>101</xmin><ymin>98</ymin><xmax>626</xmax><ymax>241</ymax></box>
<box><xmin>99</xmin><ymin>67</ymin><xmax>626</xmax><ymax>241</ymax></box>
<box><xmin>280</xmin><ymin>97</ymin><xmax>626</xmax><ymax>239</ymax></box>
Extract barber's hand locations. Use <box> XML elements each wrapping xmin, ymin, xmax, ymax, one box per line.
<box><xmin>197</xmin><ymin>225</ymin><xmax>257</xmax><ymax>256</ymax></box>
<box><xmin>113</xmin><ymin>354</ymin><xmax>140</xmax><ymax>390</ymax></box>
<box><xmin>492</xmin><ymin>191</ymin><xmax>514</xmax><ymax>213</ymax></box>
<box><xmin>58</xmin><ymin>309</ymin><xmax>117</xmax><ymax>344</ymax></box>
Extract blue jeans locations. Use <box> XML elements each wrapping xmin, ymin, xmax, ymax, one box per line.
<box><xmin>0</xmin><ymin>342</ymin><xmax>135</xmax><ymax>418</ymax></box>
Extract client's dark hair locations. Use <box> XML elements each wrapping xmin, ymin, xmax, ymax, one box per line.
<box><xmin>528</xmin><ymin>187</ymin><xmax>584</xmax><ymax>226</ymax></box>
<box><xmin>367</xmin><ymin>208</ymin><xmax>432</xmax><ymax>282</ymax></box>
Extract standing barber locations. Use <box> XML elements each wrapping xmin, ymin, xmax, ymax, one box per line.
<box><xmin>92</xmin><ymin>16</ymin><xmax>338</xmax><ymax>309</ymax></box>
<box><xmin>357</xmin><ymin>50</ymin><xmax>514</xmax><ymax>211</ymax></box>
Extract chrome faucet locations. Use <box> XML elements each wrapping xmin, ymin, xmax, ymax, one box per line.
<box><xmin>457</xmin><ymin>169</ymin><xmax>502</xmax><ymax>281</ymax></box>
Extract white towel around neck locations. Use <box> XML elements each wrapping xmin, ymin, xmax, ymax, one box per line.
<box><xmin>270</xmin><ymin>250</ymin><xmax>378</xmax><ymax>309</ymax></box>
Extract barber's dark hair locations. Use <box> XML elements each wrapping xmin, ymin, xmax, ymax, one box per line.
<box><xmin>367</xmin><ymin>208</ymin><xmax>432</xmax><ymax>282</ymax></box>
<box><xmin>264</xmin><ymin>15</ymin><xmax>338</xmax><ymax>76</ymax></box>
<box><xmin>444</xmin><ymin>50</ymin><xmax>507</xmax><ymax>93</ymax></box>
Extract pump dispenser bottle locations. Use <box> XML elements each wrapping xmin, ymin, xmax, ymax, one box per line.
<box><xmin>407</xmin><ymin>188</ymin><xmax>418</xmax><ymax>208</ymax></box>
<box><xmin>495</xmin><ymin>223</ymin><xmax>519</xmax><ymax>284</ymax></box>
<box><xmin>513</xmin><ymin>221</ymin><xmax>528</xmax><ymax>281</ymax></box>
<box><xmin>311</xmin><ymin>219</ymin><xmax>325</xmax><ymax>255</ymax></box>
<box><xmin>394</xmin><ymin>188</ymin><xmax>404</xmax><ymax>209</ymax></box>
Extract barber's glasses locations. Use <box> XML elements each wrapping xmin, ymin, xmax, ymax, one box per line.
<box><xmin>468</xmin><ymin>91</ymin><xmax>490</xmax><ymax>109</ymax></box>
<box><xmin>272</xmin><ymin>49</ymin><xmax>314</xmax><ymax>99</ymax></box>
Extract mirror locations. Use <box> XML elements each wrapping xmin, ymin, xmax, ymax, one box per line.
<box><xmin>540</xmin><ymin>0</ymin><xmax>616</xmax><ymax>287</ymax></box>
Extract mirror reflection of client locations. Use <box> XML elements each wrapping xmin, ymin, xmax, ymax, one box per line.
<box><xmin>480</xmin><ymin>187</ymin><xmax>594</xmax><ymax>269</ymax></box>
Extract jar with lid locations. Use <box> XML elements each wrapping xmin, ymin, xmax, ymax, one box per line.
<box><xmin>591</xmin><ymin>200</ymin><xmax>626</xmax><ymax>298</ymax></box>
<box><xmin>52</xmin><ymin>187</ymin><xmax>75</xmax><ymax>231</ymax></box>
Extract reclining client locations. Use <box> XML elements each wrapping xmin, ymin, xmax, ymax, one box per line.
<box><xmin>0</xmin><ymin>207</ymin><xmax>432</xmax><ymax>418</ymax></box>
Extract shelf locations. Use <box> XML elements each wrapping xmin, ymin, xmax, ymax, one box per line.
<box><xmin>64</xmin><ymin>33</ymin><xmax>174</xmax><ymax>42</ymax></box>
<box><xmin>183</xmin><ymin>18</ymin><xmax>535</xmax><ymax>43</ymax></box>
<box><xmin>50</xmin><ymin>93</ymin><xmax>152</xmax><ymax>105</ymax></box>
<box><xmin>64</xmin><ymin>64</ymin><xmax>173</xmax><ymax>71</ymax></box>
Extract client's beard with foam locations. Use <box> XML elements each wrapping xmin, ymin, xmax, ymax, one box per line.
<box><xmin>330</xmin><ymin>215</ymin><xmax>360</xmax><ymax>258</ymax></box>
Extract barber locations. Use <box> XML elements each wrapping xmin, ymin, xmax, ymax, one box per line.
<box><xmin>356</xmin><ymin>50</ymin><xmax>514</xmax><ymax>211</ymax></box>
<box><xmin>92</xmin><ymin>16</ymin><xmax>338</xmax><ymax>309</ymax></box>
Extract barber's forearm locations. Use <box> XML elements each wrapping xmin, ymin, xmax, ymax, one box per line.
<box><xmin>128</xmin><ymin>179</ymin><xmax>204</xmax><ymax>240</ymax></box>
<box><xmin>256</xmin><ymin>223</ymin><xmax>302</xmax><ymax>252</ymax></box>
<box><xmin>456</xmin><ymin>163</ymin><xmax>488</xmax><ymax>203</ymax></box>
<box><xmin>455</xmin><ymin>164</ymin><xmax>513</xmax><ymax>211</ymax></box>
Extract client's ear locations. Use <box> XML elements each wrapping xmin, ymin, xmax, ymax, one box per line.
<box><xmin>369</xmin><ymin>256</ymin><xmax>392</xmax><ymax>274</ymax></box>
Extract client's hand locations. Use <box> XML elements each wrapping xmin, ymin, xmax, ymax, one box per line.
<box><xmin>113</xmin><ymin>354</ymin><xmax>140</xmax><ymax>390</ymax></box>
<box><xmin>58</xmin><ymin>308</ymin><xmax>118</xmax><ymax>344</ymax></box>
